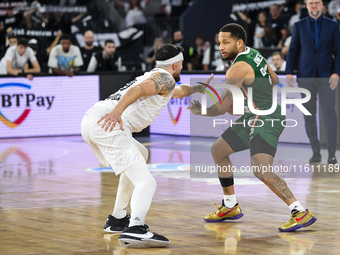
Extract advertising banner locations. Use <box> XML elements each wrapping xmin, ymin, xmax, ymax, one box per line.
<box><xmin>0</xmin><ymin>76</ymin><xmax>99</xmax><ymax>138</ymax></box>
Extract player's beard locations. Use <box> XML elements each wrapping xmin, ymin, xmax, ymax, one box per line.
<box><xmin>221</xmin><ymin>45</ymin><xmax>238</xmax><ymax>61</ymax></box>
<box><xmin>173</xmin><ymin>72</ymin><xmax>180</xmax><ymax>82</ymax></box>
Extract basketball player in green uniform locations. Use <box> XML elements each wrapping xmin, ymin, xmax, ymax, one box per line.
<box><xmin>190</xmin><ymin>23</ymin><xmax>317</xmax><ymax>232</ymax></box>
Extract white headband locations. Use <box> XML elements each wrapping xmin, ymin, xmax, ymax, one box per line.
<box><xmin>156</xmin><ymin>52</ymin><xmax>183</xmax><ymax>66</ymax></box>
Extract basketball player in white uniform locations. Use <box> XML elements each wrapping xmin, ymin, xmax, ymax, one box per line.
<box><xmin>81</xmin><ymin>44</ymin><xmax>212</xmax><ymax>248</ymax></box>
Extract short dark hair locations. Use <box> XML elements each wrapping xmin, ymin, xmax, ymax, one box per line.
<box><xmin>270</xmin><ymin>4</ymin><xmax>280</xmax><ymax>9</ymax></box>
<box><xmin>60</xmin><ymin>34</ymin><xmax>73</xmax><ymax>42</ymax></box>
<box><xmin>17</xmin><ymin>38</ymin><xmax>29</xmax><ymax>47</ymax></box>
<box><xmin>272</xmin><ymin>51</ymin><xmax>284</xmax><ymax>59</ymax></box>
<box><xmin>155</xmin><ymin>44</ymin><xmax>183</xmax><ymax>61</ymax></box>
<box><xmin>9</xmin><ymin>35</ymin><xmax>17</xmax><ymax>40</ymax></box>
<box><xmin>220</xmin><ymin>23</ymin><xmax>247</xmax><ymax>44</ymax></box>
<box><xmin>195</xmin><ymin>34</ymin><xmax>204</xmax><ymax>40</ymax></box>
<box><xmin>105</xmin><ymin>39</ymin><xmax>115</xmax><ymax>45</ymax></box>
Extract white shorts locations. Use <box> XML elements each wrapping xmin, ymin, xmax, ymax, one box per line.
<box><xmin>81</xmin><ymin>106</ymin><xmax>148</xmax><ymax>175</ymax></box>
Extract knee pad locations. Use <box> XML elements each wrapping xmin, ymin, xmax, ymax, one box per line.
<box><xmin>219</xmin><ymin>175</ymin><xmax>234</xmax><ymax>187</ymax></box>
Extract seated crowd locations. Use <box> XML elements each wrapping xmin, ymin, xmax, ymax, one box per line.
<box><xmin>0</xmin><ymin>0</ymin><xmax>339</xmax><ymax>78</ymax></box>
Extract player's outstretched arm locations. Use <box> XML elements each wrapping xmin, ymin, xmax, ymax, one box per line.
<box><xmin>98</xmin><ymin>72</ymin><xmax>175</xmax><ymax>132</ymax></box>
<box><xmin>189</xmin><ymin>87</ymin><xmax>234</xmax><ymax>116</ymax></box>
<box><xmin>190</xmin><ymin>63</ymin><xmax>247</xmax><ymax>116</ymax></box>
<box><xmin>172</xmin><ymin>73</ymin><xmax>214</xmax><ymax>98</ymax></box>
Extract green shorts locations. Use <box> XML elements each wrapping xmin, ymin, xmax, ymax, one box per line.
<box><xmin>223</xmin><ymin>110</ymin><xmax>285</xmax><ymax>150</ymax></box>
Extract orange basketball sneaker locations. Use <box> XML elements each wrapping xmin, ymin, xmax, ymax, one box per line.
<box><xmin>204</xmin><ymin>200</ymin><xmax>244</xmax><ymax>222</ymax></box>
<box><xmin>278</xmin><ymin>209</ymin><xmax>317</xmax><ymax>232</ymax></box>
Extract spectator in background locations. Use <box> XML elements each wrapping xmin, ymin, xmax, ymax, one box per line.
<box><xmin>48</xmin><ymin>34</ymin><xmax>83</xmax><ymax>77</ymax></box>
<box><xmin>0</xmin><ymin>38</ymin><xmax>41</xmax><ymax>80</ymax></box>
<box><xmin>321</xmin><ymin>2</ymin><xmax>332</xmax><ymax>19</ymax></box>
<box><xmin>114</xmin><ymin>0</ymin><xmax>150</xmax><ymax>28</ymax></box>
<box><xmin>336</xmin><ymin>6</ymin><xmax>340</xmax><ymax>25</ymax></box>
<box><xmin>47</xmin><ymin>12</ymin><xmax>84</xmax><ymax>34</ymax></box>
<box><xmin>285</xmin><ymin>0</ymin><xmax>340</xmax><ymax>164</ymax></box>
<box><xmin>253</xmin><ymin>11</ymin><xmax>269</xmax><ymax>48</ymax></box>
<box><xmin>48</xmin><ymin>13</ymin><xmax>71</xmax><ymax>33</ymax></box>
<box><xmin>202</xmin><ymin>32</ymin><xmax>229</xmax><ymax>71</ymax></box>
<box><xmin>281</xmin><ymin>29</ymin><xmax>292</xmax><ymax>57</ymax></box>
<box><xmin>0</xmin><ymin>35</ymin><xmax>19</xmax><ymax>59</ymax></box>
<box><xmin>20</xmin><ymin>16</ymin><xmax>35</xmax><ymax>30</ymax></box>
<box><xmin>87</xmin><ymin>39</ymin><xmax>121</xmax><ymax>72</ymax></box>
<box><xmin>160</xmin><ymin>0</ymin><xmax>171</xmax><ymax>18</ymax></box>
<box><xmin>154</xmin><ymin>0</ymin><xmax>171</xmax><ymax>36</ymax></box>
<box><xmin>8</xmin><ymin>36</ymin><xmax>18</xmax><ymax>47</ymax></box>
<box><xmin>237</xmin><ymin>10</ymin><xmax>274</xmax><ymax>48</ymax></box>
<box><xmin>269</xmin><ymin>4</ymin><xmax>288</xmax><ymax>48</ymax></box>
<box><xmin>2</xmin><ymin>7</ymin><xmax>23</xmax><ymax>30</ymax></box>
<box><xmin>288</xmin><ymin>1</ymin><xmax>303</xmax><ymax>33</ymax></box>
<box><xmin>23</xmin><ymin>1</ymin><xmax>48</xmax><ymax>28</ymax></box>
<box><xmin>0</xmin><ymin>21</ymin><xmax>7</xmax><ymax>55</ymax></box>
<box><xmin>80</xmin><ymin>30</ymin><xmax>101</xmax><ymax>71</ymax></box>
<box><xmin>146</xmin><ymin>37</ymin><xmax>163</xmax><ymax>70</ymax></box>
<box><xmin>193</xmin><ymin>34</ymin><xmax>205</xmax><ymax>70</ymax></box>
<box><xmin>270</xmin><ymin>51</ymin><xmax>286</xmax><ymax>71</ymax></box>
<box><xmin>261</xmin><ymin>25</ymin><xmax>277</xmax><ymax>48</ymax></box>
<box><xmin>46</xmin><ymin>30</ymin><xmax>62</xmax><ymax>56</ymax></box>
<box><xmin>29</xmin><ymin>30</ymin><xmax>62</xmax><ymax>72</ymax></box>
<box><xmin>173</xmin><ymin>30</ymin><xmax>194</xmax><ymax>70</ymax></box>
<box><xmin>28</xmin><ymin>38</ymin><xmax>49</xmax><ymax>73</ymax></box>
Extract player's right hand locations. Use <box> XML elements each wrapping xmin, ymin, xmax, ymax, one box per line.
<box><xmin>204</xmin><ymin>73</ymin><xmax>214</xmax><ymax>85</ymax></box>
<box><xmin>97</xmin><ymin>110</ymin><xmax>124</xmax><ymax>132</ymax></box>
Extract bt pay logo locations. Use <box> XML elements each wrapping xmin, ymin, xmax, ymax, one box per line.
<box><xmin>0</xmin><ymin>83</ymin><xmax>55</xmax><ymax>128</ymax></box>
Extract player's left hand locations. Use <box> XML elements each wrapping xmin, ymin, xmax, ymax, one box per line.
<box><xmin>329</xmin><ymin>73</ymin><xmax>339</xmax><ymax>90</ymax></box>
<box><xmin>188</xmin><ymin>100</ymin><xmax>202</xmax><ymax>115</ymax></box>
<box><xmin>97</xmin><ymin>110</ymin><xmax>124</xmax><ymax>132</ymax></box>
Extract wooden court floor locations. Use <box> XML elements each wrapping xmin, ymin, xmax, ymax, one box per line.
<box><xmin>1</xmin><ymin>135</ymin><xmax>340</xmax><ymax>255</ymax></box>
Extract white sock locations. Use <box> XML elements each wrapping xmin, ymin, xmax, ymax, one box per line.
<box><xmin>288</xmin><ymin>201</ymin><xmax>304</xmax><ymax>212</ymax></box>
<box><xmin>112</xmin><ymin>172</ymin><xmax>134</xmax><ymax>219</ymax></box>
<box><xmin>123</xmin><ymin>161</ymin><xmax>157</xmax><ymax>227</ymax></box>
<box><xmin>224</xmin><ymin>194</ymin><xmax>237</xmax><ymax>208</ymax></box>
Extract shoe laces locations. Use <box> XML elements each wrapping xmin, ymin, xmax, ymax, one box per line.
<box><xmin>214</xmin><ymin>203</ymin><xmax>224</xmax><ymax>213</ymax></box>
<box><xmin>289</xmin><ymin>209</ymin><xmax>301</xmax><ymax>221</ymax></box>
<box><xmin>143</xmin><ymin>224</ymin><xmax>150</xmax><ymax>231</ymax></box>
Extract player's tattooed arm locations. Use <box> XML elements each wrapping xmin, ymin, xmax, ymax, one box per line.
<box><xmin>189</xmin><ymin>100</ymin><xmax>221</xmax><ymax>116</ymax></box>
<box><xmin>225</xmin><ymin>77</ymin><xmax>237</xmax><ymax>85</ymax></box>
<box><xmin>149</xmin><ymin>73</ymin><xmax>176</xmax><ymax>95</ymax></box>
<box><xmin>221</xmin><ymin>89</ymin><xmax>233</xmax><ymax>101</ymax></box>
<box><xmin>173</xmin><ymin>73</ymin><xmax>214</xmax><ymax>99</ymax></box>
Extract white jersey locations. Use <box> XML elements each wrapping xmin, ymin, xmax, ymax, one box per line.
<box><xmin>94</xmin><ymin>68</ymin><xmax>175</xmax><ymax>132</ymax></box>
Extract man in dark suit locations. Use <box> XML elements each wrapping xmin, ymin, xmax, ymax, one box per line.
<box><xmin>285</xmin><ymin>0</ymin><xmax>340</xmax><ymax>164</ymax></box>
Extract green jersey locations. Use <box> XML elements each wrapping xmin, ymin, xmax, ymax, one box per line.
<box><xmin>228</xmin><ymin>47</ymin><xmax>285</xmax><ymax>149</ymax></box>
<box><xmin>233</xmin><ymin>47</ymin><xmax>277</xmax><ymax>111</ymax></box>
